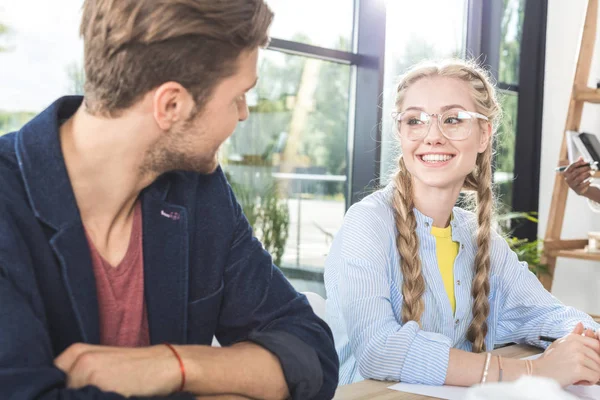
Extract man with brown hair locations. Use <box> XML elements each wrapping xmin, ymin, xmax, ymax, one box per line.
<box><xmin>0</xmin><ymin>1</ymin><xmax>338</xmax><ymax>399</ymax></box>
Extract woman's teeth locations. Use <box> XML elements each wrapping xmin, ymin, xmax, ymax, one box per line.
<box><xmin>420</xmin><ymin>154</ymin><xmax>453</xmax><ymax>162</ymax></box>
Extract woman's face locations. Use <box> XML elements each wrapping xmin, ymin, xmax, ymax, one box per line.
<box><xmin>397</xmin><ymin>76</ymin><xmax>491</xmax><ymax>191</ymax></box>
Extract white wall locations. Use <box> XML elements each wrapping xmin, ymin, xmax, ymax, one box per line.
<box><xmin>539</xmin><ymin>0</ymin><xmax>600</xmax><ymax>314</ymax></box>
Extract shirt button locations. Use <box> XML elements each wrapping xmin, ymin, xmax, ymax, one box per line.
<box><xmin>461</xmin><ymin>244</ymin><xmax>464</xmax><ymax>249</ymax></box>
<box><xmin>457</xmin><ymin>280</ymin><xmax>461</xmax><ymax>286</ymax></box>
<box><xmin>425</xmin><ymin>222</ymin><xmax>430</xmax><ymax>227</ymax></box>
<box><xmin>455</xmin><ymin>319</ymin><xmax>460</xmax><ymax>325</ymax></box>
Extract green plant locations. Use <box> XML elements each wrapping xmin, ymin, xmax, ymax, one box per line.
<box><xmin>258</xmin><ymin>184</ymin><xmax>290</xmax><ymax>266</ymax></box>
<box><xmin>0</xmin><ymin>23</ymin><xmax>7</xmax><ymax>53</ymax></box>
<box><xmin>0</xmin><ymin>111</ymin><xmax>36</xmax><ymax>136</ymax></box>
<box><xmin>228</xmin><ymin>174</ymin><xmax>290</xmax><ymax>266</ymax></box>
<box><xmin>497</xmin><ymin>212</ymin><xmax>549</xmax><ymax>277</ymax></box>
<box><xmin>505</xmin><ymin>237</ymin><xmax>549</xmax><ymax>277</ymax></box>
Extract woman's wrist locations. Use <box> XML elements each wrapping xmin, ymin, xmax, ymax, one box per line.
<box><xmin>530</xmin><ymin>358</ymin><xmax>542</xmax><ymax>378</ymax></box>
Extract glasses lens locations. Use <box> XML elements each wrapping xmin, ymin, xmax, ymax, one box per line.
<box><xmin>440</xmin><ymin>110</ymin><xmax>473</xmax><ymax>140</ymax></box>
<box><xmin>398</xmin><ymin>111</ymin><xmax>429</xmax><ymax>140</ymax></box>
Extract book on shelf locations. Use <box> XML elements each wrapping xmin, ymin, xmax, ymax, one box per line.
<box><xmin>571</xmin><ymin>131</ymin><xmax>600</xmax><ymax>168</ymax></box>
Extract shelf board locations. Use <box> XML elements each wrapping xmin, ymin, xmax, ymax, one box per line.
<box><xmin>554</xmin><ymin>249</ymin><xmax>600</xmax><ymax>261</ymax></box>
<box><xmin>575</xmin><ymin>87</ymin><xmax>600</xmax><ymax>103</ymax></box>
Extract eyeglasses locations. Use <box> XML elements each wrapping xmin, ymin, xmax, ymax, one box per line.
<box><xmin>392</xmin><ymin>109</ymin><xmax>489</xmax><ymax>141</ymax></box>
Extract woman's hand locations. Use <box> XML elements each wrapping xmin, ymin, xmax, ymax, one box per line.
<box><xmin>533</xmin><ymin>322</ymin><xmax>600</xmax><ymax>386</ymax></box>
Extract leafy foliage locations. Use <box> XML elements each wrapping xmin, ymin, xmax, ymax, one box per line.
<box><xmin>229</xmin><ymin>174</ymin><xmax>290</xmax><ymax>267</ymax></box>
<box><xmin>0</xmin><ymin>111</ymin><xmax>36</xmax><ymax>136</ymax></box>
<box><xmin>497</xmin><ymin>211</ymin><xmax>548</xmax><ymax>277</ymax></box>
<box><xmin>0</xmin><ymin>22</ymin><xmax>8</xmax><ymax>52</ymax></box>
<box><xmin>505</xmin><ymin>236</ymin><xmax>549</xmax><ymax>277</ymax></box>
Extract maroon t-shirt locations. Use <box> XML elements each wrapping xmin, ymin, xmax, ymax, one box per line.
<box><xmin>86</xmin><ymin>201</ymin><xmax>149</xmax><ymax>347</ymax></box>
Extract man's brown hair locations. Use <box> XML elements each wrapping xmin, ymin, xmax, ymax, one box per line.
<box><xmin>80</xmin><ymin>0</ymin><xmax>273</xmax><ymax>116</ymax></box>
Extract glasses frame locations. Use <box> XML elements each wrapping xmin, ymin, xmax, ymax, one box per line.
<box><xmin>392</xmin><ymin>109</ymin><xmax>489</xmax><ymax>141</ymax></box>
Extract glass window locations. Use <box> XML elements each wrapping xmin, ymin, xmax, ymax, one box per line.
<box><xmin>499</xmin><ymin>0</ymin><xmax>525</xmax><ymax>85</ymax></box>
<box><xmin>0</xmin><ymin>1</ymin><xmax>83</xmax><ymax>135</ymax></box>
<box><xmin>266</xmin><ymin>0</ymin><xmax>354</xmax><ymax>51</ymax></box>
<box><xmin>495</xmin><ymin>91</ymin><xmax>518</xmax><ymax>215</ymax></box>
<box><xmin>222</xmin><ymin>50</ymin><xmax>352</xmax><ymax>296</ymax></box>
<box><xmin>379</xmin><ymin>0</ymin><xmax>468</xmax><ymax>181</ymax></box>
<box><xmin>496</xmin><ymin>0</ymin><xmax>524</xmax><ymax>215</ymax></box>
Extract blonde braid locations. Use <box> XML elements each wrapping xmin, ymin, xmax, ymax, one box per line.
<box><xmin>466</xmin><ymin>147</ymin><xmax>493</xmax><ymax>352</ymax></box>
<box><xmin>393</xmin><ymin>157</ymin><xmax>426</xmax><ymax>324</ymax></box>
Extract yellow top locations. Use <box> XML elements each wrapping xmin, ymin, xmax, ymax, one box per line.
<box><xmin>430</xmin><ymin>224</ymin><xmax>459</xmax><ymax>314</ymax></box>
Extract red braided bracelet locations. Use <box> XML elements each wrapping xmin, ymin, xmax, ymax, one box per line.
<box><xmin>164</xmin><ymin>343</ymin><xmax>185</xmax><ymax>392</ymax></box>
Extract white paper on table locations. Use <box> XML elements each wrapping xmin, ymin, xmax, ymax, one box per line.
<box><xmin>465</xmin><ymin>376</ymin><xmax>578</xmax><ymax>400</ymax></box>
<box><xmin>387</xmin><ymin>382</ymin><xmax>468</xmax><ymax>399</ymax></box>
<box><xmin>565</xmin><ymin>386</ymin><xmax>600</xmax><ymax>399</ymax></box>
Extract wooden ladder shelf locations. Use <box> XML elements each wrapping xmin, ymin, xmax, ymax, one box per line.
<box><xmin>541</xmin><ymin>0</ymin><xmax>600</xmax><ymax>290</ymax></box>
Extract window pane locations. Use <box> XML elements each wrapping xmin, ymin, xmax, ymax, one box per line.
<box><xmin>379</xmin><ymin>0</ymin><xmax>468</xmax><ymax>181</ymax></box>
<box><xmin>499</xmin><ymin>0</ymin><xmax>525</xmax><ymax>85</ymax></box>
<box><xmin>495</xmin><ymin>91</ymin><xmax>518</xmax><ymax>215</ymax></box>
<box><xmin>0</xmin><ymin>1</ymin><xmax>83</xmax><ymax>135</ymax></box>
<box><xmin>266</xmin><ymin>0</ymin><xmax>353</xmax><ymax>51</ymax></box>
<box><xmin>222</xmin><ymin>50</ymin><xmax>351</xmax><ymax>296</ymax></box>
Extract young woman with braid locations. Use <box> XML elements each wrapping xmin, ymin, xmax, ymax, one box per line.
<box><xmin>325</xmin><ymin>59</ymin><xmax>600</xmax><ymax>388</ymax></box>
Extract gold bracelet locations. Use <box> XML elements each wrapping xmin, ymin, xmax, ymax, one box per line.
<box><xmin>481</xmin><ymin>352</ymin><xmax>492</xmax><ymax>384</ymax></box>
<box><xmin>497</xmin><ymin>355</ymin><xmax>504</xmax><ymax>382</ymax></box>
<box><xmin>524</xmin><ymin>359</ymin><xmax>533</xmax><ymax>376</ymax></box>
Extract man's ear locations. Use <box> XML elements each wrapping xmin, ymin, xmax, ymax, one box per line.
<box><xmin>478</xmin><ymin>123</ymin><xmax>492</xmax><ymax>153</ymax></box>
<box><xmin>152</xmin><ymin>82</ymin><xmax>194</xmax><ymax>131</ymax></box>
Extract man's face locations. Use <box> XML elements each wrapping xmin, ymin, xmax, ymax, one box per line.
<box><xmin>145</xmin><ymin>48</ymin><xmax>259</xmax><ymax>175</ymax></box>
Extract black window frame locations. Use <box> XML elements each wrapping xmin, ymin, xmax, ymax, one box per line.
<box><xmin>467</xmin><ymin>0</ymin><xmax>548</xmax><ymax>241</ymax></box>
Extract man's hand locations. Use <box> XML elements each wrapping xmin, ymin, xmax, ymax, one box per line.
<box><xmin>54</xmin><ymin>343</ymin><xmax>181</xmax><ymax>397</ymax></box>
<box><xmin>563</xmin><ymin>157</ymin><xmax>594</xmax><ymax>196</ymax></box>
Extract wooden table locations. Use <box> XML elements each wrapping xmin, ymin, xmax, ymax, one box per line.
<box><xmin>333</xmin><ymin>344</ymin><xmax>542</xmax><ymax>400</ymax></box>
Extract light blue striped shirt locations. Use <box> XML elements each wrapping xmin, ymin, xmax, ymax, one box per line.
<box><xmin>325</xmin><ymin>184</ymin><xmax>600</xmax><ymax>386</ymax></box>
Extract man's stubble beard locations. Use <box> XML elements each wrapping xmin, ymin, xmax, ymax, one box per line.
<box><xmin>141</xmin><ymin>119</ymin><xmax>220</xmax><ymax>176</ymax></box>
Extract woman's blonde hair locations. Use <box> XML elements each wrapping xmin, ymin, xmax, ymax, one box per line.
<box><xmin>392</xmin><ymin>59</ymin><xmax>501</xmax><ymax>353</ymax></box>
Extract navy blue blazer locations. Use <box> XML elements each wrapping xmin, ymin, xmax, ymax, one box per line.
<box><xmin>0</xmin><ymin>97</ymin><xmax>338</xmax><ymax>399</ymax></box>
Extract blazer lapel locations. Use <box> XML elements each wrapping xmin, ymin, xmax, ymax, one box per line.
<box><xmin>142</xmin><ymin>185</ymin><xmax>189</xmax><ymax>345</ymax></box>
<box><xmin>15</xmin><ymin>96</ymin><xmax>102</xmax><ymax>344</ymax></box>
<box><xmin>50</xmin><ymin>224</ymin><xmax>100</xmax><ymax>344</ymax></box>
